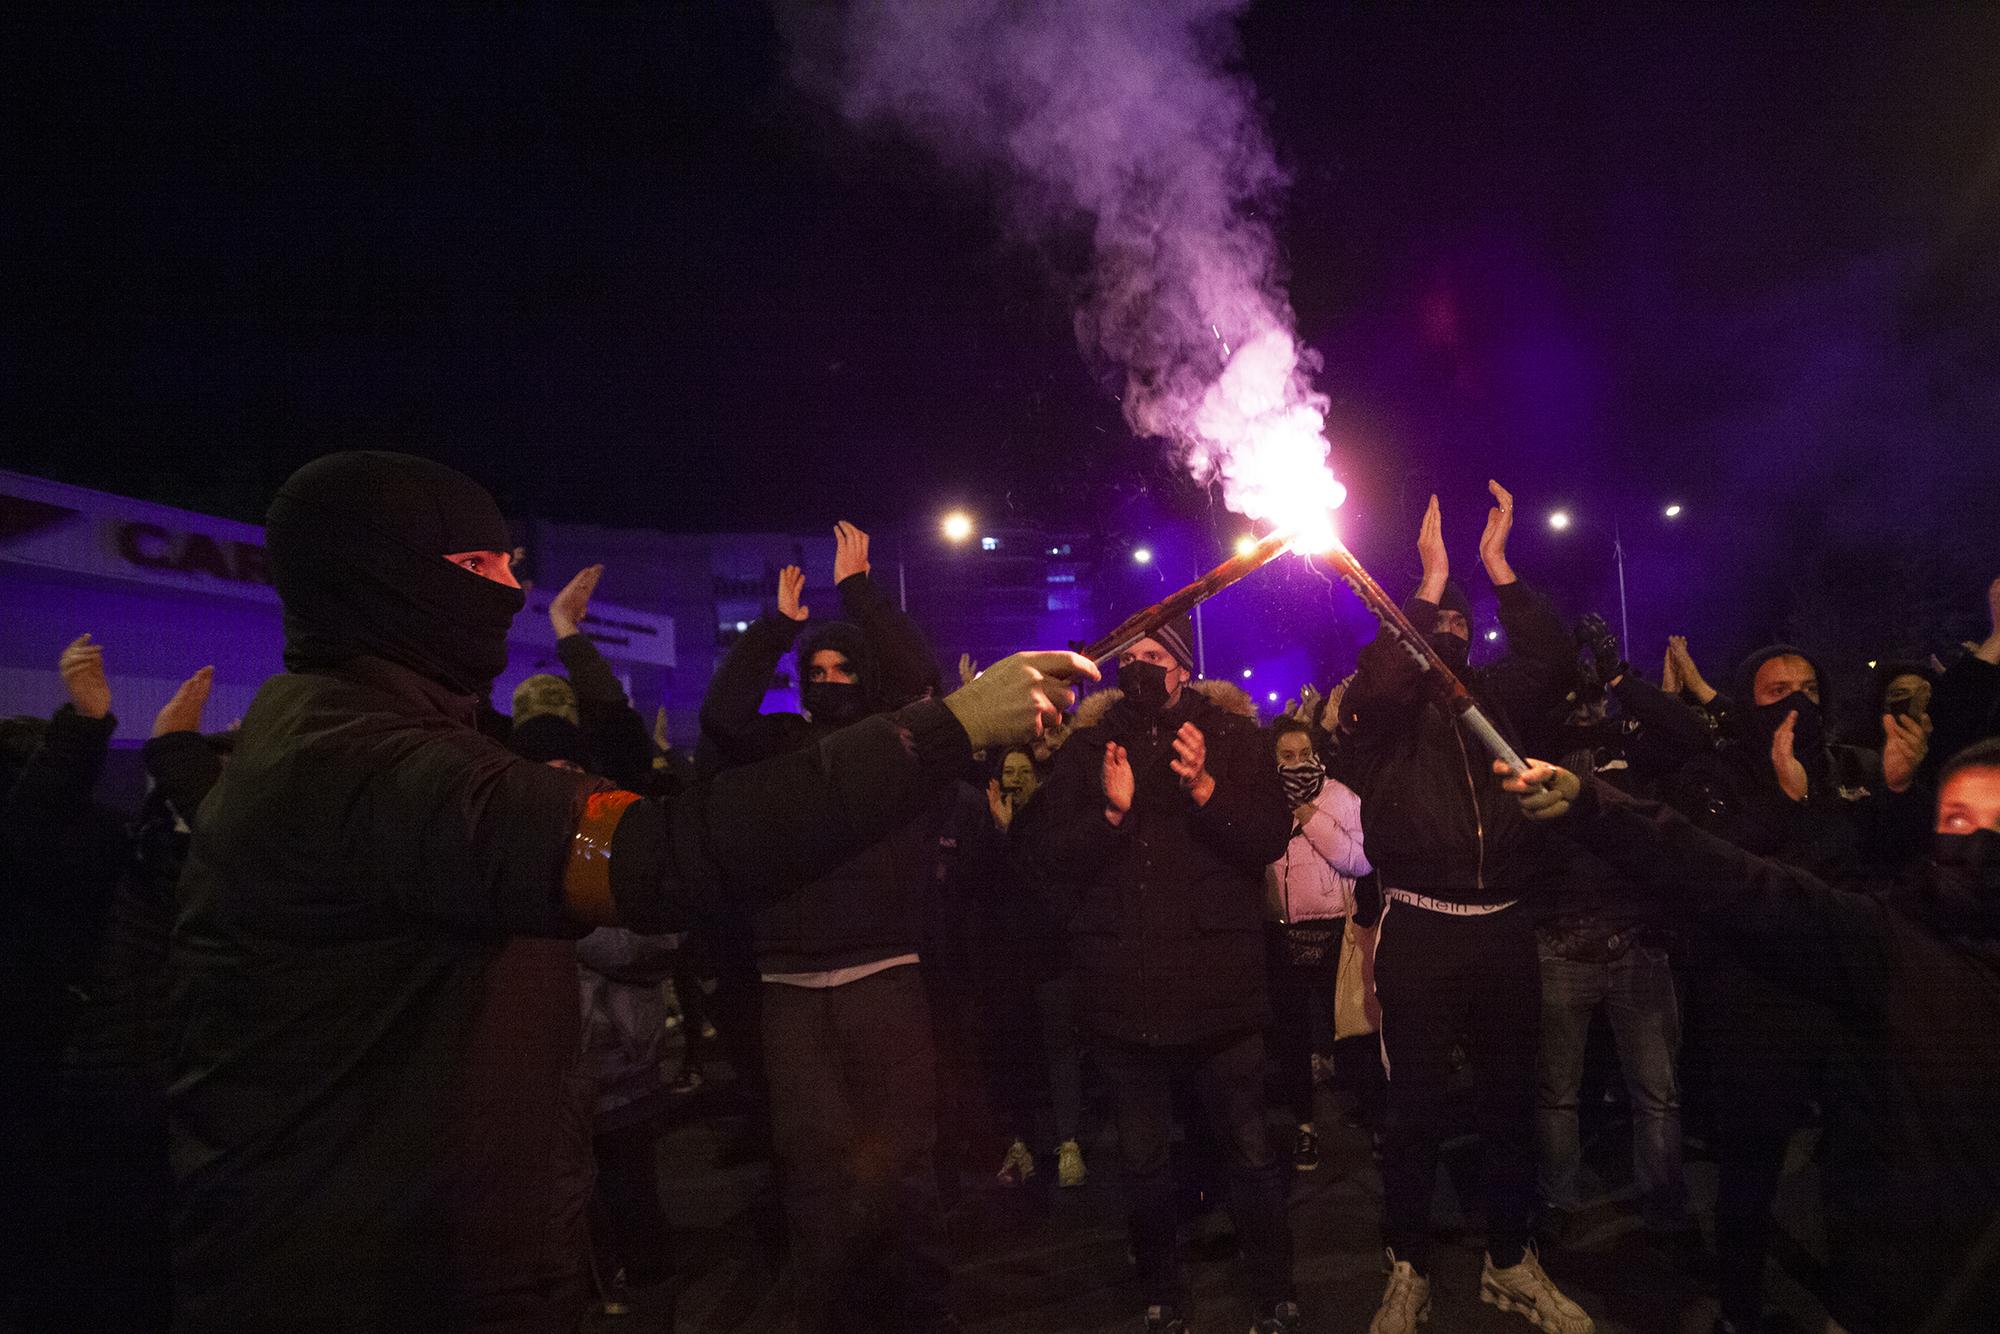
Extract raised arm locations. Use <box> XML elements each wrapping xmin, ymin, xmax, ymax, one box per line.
<box><xmin>833</xmin><ymin>521</ymin><xmax>942</xmax><ymax>708</ymax></box>
<box><xmin>2</xmin><ymin>636</ymin><xmax>116</xmax><ymax>844</ymax></box>
<box><xmin>1500</xmin><ymin>761</ymin><xmax>1891</xmax><ymax>1008</ymax></box>
<box><xmin>1297</xmin><ymin>778</ymin><xmax>1371</xmax><ymax>880</ymax></box>
<box><xmin>698</xmin><ymin>564</ymin><xmax>810</xmax><ymax>759</ymax></box>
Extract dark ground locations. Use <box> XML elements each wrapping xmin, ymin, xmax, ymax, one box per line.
<box><xmin>588</xmin><ymin>1019</ymin><xmax>1830</xmax><ymax>1334</ymax></box>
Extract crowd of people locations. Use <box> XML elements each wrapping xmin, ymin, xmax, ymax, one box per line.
<box><xmin>3</xmin><ymin>451</ymin><xmax>1998</xmax><ymax>1334</ymax></box>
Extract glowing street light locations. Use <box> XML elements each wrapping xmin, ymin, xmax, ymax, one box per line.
<box><xmin>940</xmin><ymin>511</ymin><xmax>974</xmax><ymax>543</ymax></box>
<box><xmin>1547</xmin><ymin>510</ymin><xmax>1572</xmax><ymax>531</ymax></box>
<box><xmin>1234</xmin><ymin>535</ymin><xmax>1258</xmax><ymax>558</ymax></box>
<box><xmin>1132</xmin><ymin>547</ymin><xmax>1154</xmax><ymax>566</ymax></box>
<box><xmin>1484</xmin><ymin>629</ymin><xmax>1500</xmax><ymax>642</ymax></box>
<box><xmin>1664</xmin><ymin>503</ymin><xmax>1683</xmax><ymax>519</ymax></box>
<box><xmin>1241</xmin><ymin>667</ymin><xmax>1253</xmax><ymax>679</ymax></box>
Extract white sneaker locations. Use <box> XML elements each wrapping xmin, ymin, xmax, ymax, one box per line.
<box><xmin>1480</xmin><ymin>1247</ymin><xmax>1594</xmax><ymax>1334</ymax></box>
<box><xmin>1057</xmin><ymin>1138</ymin><xmax>1087</xmax><ymax>1187</ymax></box>
<box><xmin>1367</xmin><ymin>1250</ymin><xmax>1431</xmax><ymax>1334</ymax></box>
<box><xmin>996</xmin><ymin>1137</ymin><xmax>1036</xmax><ymax>1186</ymax></box>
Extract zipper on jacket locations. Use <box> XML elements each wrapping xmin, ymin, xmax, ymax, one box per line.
<box><xmin>1452</xmin><ymin>721</ymin><xmax>1485</xmax><ymax>891</ymax></box>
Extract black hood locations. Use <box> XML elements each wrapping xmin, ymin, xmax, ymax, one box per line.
<box><xmin>797</xmin><ymin>620</ymin><xmax>881</xmax><ymax>705</ymax></box>
<box><xmin>1732</xmin><ymin>643</ymin><xmax>1834</xmax><ymax>716</ymax></box>
<box><xmin>265</xmin><ymin>451</ymin><xmax>524</xmax><ymax>697</ymax></box>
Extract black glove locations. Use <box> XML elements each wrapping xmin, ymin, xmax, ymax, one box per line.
<box><xmin>1575</xmin><ymin>613</ymin><xmax>1628</xmax><ymax>686</ymax></box>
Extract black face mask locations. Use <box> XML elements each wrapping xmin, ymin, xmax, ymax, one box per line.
<box><xmin>1117</xmin><ymin>659</ymin><xmax>1172</xmax><ymax>714</ymax></box>
<box><xmin>266</xmin><ymin>452</ymin><xmax>524</xmax><ymax>697</ymax></box>
<box><xmin>1752</xmin><ymin>692</ymin><xmax>1824</xmax><ymax>754</ymax></box>
<box><xmin>1427</xmin><ymin>631</ymin><xmax>1470</xmax><ymax>674</ymax></box>
<box><xmin>802</xmin><ymin>680</ymin><xmax>867</xmax><ymax>727</ymax></box>
<box><xmin>1933</xmin><ymin>829</ymin><xmax>2000</xmax><ymax>908</ymax></box>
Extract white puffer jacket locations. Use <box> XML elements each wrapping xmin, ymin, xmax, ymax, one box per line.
<box><xmin>1264</xmin><ymin>777</ymin><xmax>1370</xmax><ymax>924</ymax></box>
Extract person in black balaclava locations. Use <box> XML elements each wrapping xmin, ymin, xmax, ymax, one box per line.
<box><xmin>694</xmin><ymin>522</ymin><xmax>968</xmax><ymax>1334</ymax></box>
<box><xmin>1663</xmin><ymin>643</ymin><xmax>1929</xmax><ymax>1334</ymax></box>
<box><xmin>1027</xmin><ymin>614</ymin><xmax>1300</xmax><ymax>1334</ymax></box>
<box><xmin>1335</xmin><ymin>486</ymin><xmax>1596</xmax><ymax>1334</ymax></box>
<box><xmin>167</xmin><ymin>454</ymin><xmax>1088</xmax><ymax>1334</ymax></box>
<box><xmin>1502</xmin><ymin>739</ymin><xmax>2000</xmax><ymax>1334</ymax></box>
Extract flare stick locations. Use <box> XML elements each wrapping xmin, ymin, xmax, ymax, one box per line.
<box><xmin>1081</xmin><ymin>530</ymin><xmax>1293</xmax><ymax>665</ymax></box>
<box><xmin>1317</xmin><ymin>540</ymin><xmax>1531</xmax><ymax>778</ymax></box>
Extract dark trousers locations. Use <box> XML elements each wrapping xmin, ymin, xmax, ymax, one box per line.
<box><xmin>1266</xmin><ymin>921</ymin><xmax>1342</xmax><ymax>1127</ymax></box>
<box><xmin>762</xmin><ymin>966</ymin><xmax>952</xmax><ymax>1334</ymax></box>
<box><xmin>590</xmin><ymin>1116</ymin><xmax>672</xmax><ymax>1288</ymax></box>
<box><xmin>1375</xmin><ymin>898</ymin><xmax>1539</xmax><ymax>1273</ymax></box>
<box><xmin>1696</xmin><ymin>959</ymin><xmax>1833</xmax><ymax>1326</ymax></box>
<box><xmin>1095</xmin><ymin>1029</ymin><xmax>1294</xmax><ymax>1313</ymax></box>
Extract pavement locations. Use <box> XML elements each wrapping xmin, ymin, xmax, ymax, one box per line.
<box><xmin>588</xmin><ymin>1047</ymin><xmax>1833</xmax><ymax>1334</ymax></box>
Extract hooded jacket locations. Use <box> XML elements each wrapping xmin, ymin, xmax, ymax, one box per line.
<box><xmin>1027</xmin><ymin>680</ymin><xmax>1292</xmax><ymax>1045</ymax></box>
<box><xmin>696</xmin><ymin>570</ymin><xmax>950</xmax><ymax>971</ymax></box>
<box><xmin>1336</xmin><ymin>579</ymin><xmax>1573</xmax><ymax>902</ymax></box>
<box><xmin>168</xmin><ymin>454</ymin><xmax>977</xmax><ymax>1333</ymax></box>
<box><xmin>1565</xmin><ymin>780</ymin><xmax>2000</xmax><ymax>1334</ymax></box>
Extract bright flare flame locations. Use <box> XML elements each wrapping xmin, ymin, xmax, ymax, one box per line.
<box><xmin>1182</xmin><ymin>328</ymin><xmax>1347</xmax><ymax>555</ymax></box>
<box><xmin>941</xmin><ymin>511</ymin><xmax>974</xmax><ymax>542</ymax></box>
<box><xmin>1233</xmin><ymin>535</ymin><xmax>1257</xmax><ymax>558</ymax></box>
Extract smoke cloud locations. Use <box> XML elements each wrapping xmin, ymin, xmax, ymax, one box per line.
<box><xmin>783</xmin><ymin>0</ymin><xmax>1346</xmax><ymax>540</ymax></box>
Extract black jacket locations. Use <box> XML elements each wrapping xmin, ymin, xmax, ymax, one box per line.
<box><xmin>169</xmin><ymin>654</ymin><xmax>973</xmax><ymax>1332</ymax></box>
<box><xmin>697</xmin><ymin>571</ymin><xmax>949</xmax><ymax>971</ymax></box>
<box><xmin>1028</xmin><ymin>686</ymin><xmax>1291</xmax><ymax>1045</ymax></box>
<box><xmin>1568</xmin><ymin>781</ymin><xmax>2000</xmax><ymax>1334</ymax></box>
<box><xmin>1337</xmin><ymin>580</ymin><xmax>1571</xmax><ymax>901</ymax></box>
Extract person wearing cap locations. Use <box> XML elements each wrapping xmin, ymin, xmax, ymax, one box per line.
<box><xmin>1336</xmin><ymin>484</ymin><xmax>1593</xmax><ymax>1334</ymax></box>
<box><xmin>1027</xmin><ymin>612</ymin><xmax>1297</xmax><ymax>1334</ymax></box>
<box><xmin>163</xmin><ymin>451</ymin><xmax>1093</xmax><ymax>1334</ymax></box>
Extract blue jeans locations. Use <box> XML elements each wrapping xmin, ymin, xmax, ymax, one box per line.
<box><xmin>1536</xmin><ymin>944</ymin><xmax>1688</xmax><ymax>1227</ymax></box>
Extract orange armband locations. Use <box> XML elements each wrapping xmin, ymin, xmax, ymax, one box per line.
<box><xmin>564</xmin><ymin>790</ymin><xmax>644</xmax><ymax>925</ymax></box>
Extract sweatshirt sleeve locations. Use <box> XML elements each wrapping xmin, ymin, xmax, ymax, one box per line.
<box><xmin>555</xmin><ymin>633</ymin><xmax>659</xmax><ymax>793</ymax></box>
<box><xmin>1298</xmin><ymin>780</ymin><xmax>1371</xmax><ymax>879</ymax></box>
<box><xmin>1567</xmin><ymin>779</ymin><xmax>1891</xmax><ymax>1007</ymax></box>
<box><xmin>838</xmin><ymin>571</ymin><xmax>942</xmax><ymax>708</ymax></box>
<box><xmin>1</xmin><ymin>706</ymin><xmax>115</xmax><ymax>852</ymax></box>
<box><xmin>699</xmin><ymin>614</ymin><xmax>804</xmax><ymax>759</ymax></box>
<box><xmin>608</xmin><ymin>697</ymin><xmax>975</xmax><ymax>931</ymax></box>
<box><xmin>1610</xmin><ymin>675</ymin><xmax>1716</xmax><ymax>780</ymax></box>
<box><xmin>142</xmin><ymin>730</ymin><xmax>225</xmax><ymax>823</ymax></box>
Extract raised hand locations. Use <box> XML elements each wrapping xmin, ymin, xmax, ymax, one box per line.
<box><xmin>1416</xmin><ymin>494</ymin><xmax>1448</xmax><ymax>603</ymax></box>
<box><xmin>153</xmin><ymin>666</ymin><xmax>215</xmax><ymax>737</ymax></box>
<box><xmin>1102</xmin><ymin>743</ymin><xmax>1135</xmax><ymax>825</ymax></box>
<box><xmin>777</xmin><ymin>565</ymin><xmax>809</xmax><ymax>623</ymax></box>
<box><xmin>833</xmin><ymin>521</ymin><xmax>871</xmax><ymax>583</ymax></box>
<box><xmin>958</xmin><ymin>653</ymin><xmax>981</xmax><ymax>689</ymax></box>
<box><xmin>653</xmin><ymin>706</ymin><xmax>671</xmax><ymax>752</ymax></box>
<box><xmin>1478</xmin><ymin>480</ymin><xmax>1516</xmax><ymax>585</ymax></box>
<box><xmin>1661</xmin><ymin>644</ymin><xmax>1683</xmax><ymax>695</ymax></box>
<box><xmin>986</xmin><ymin>778</ymin><xmax>1014</xmax><ymax>831</ymax></box>
<box><xmin>1169</xmin><ymin>722</ymin><xmax>1214</xmax><ymax>805</ymax></box>
<box><xmin>1297</xmin><ymin>683</ymin><xmax>1325</xmax><ymax>728</ymax></box>
<box><xmin>1667</xmin><ymin>635</ymin><xmax>1717</xmax><ymax>704</ymax></box>
<box><xmin>1495</xmin><ymin>758</ymin><xmax>1581</xmax><ymax>820</ymax></box>
<box><xmin>1881</xmin><ymin>711</ymin><xmax>1933</xmax><ymax>794</ymax></box>
<box><xmin>941</xmin><ymin>651</ymin><xmax>1099</xmax><ymax>751</ymax></box>
<box><xmin>549</xmin><ymin>565</ymin><xmax>602</xmax><ymax>638</ymax></box>
<box><xmin>1771</xmin><ymin>711</ymin><xmax>1809</xmax><ymax>802</ymax></box>
<box><xmin>60</xmin><ymin>634</ymin><xmax>111</xmax><ymax>719</ymax></box>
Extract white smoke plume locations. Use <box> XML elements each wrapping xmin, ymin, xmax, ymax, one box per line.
<box><xmin>783</xmin><ymin>0</ymin><xmax>1346</xmax><ymax>543</ymax></box>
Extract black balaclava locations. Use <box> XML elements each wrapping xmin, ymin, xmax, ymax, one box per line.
<box><xmin>797</xmin><ymin>620</ymin><xmax>874</xmax><ymax>725</ymax></box>
<box><xmin>1425</xmin><ymin>579</ymin><xmax>1473</xmax><ymax>673</ymax></box>
<box><xmin>265</xmin><ymin>451</ymin><xmax>525</xmax><ymax>697</ymax></box>
<box><xmin>1733</xmin><ymin>643</ymin><xmax>1830</xmax><ymax>757</ymax></box>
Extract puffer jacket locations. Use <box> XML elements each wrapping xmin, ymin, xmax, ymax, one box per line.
<box><xmin>1264</xmin><ymin>777</ymin><xmax>1370</xmax><ymax>924</ymax></box>
<box><xmin>1028</xmin><ymin>681</ymin><xmax>1291</xmax><ymax>1046</ymax></box>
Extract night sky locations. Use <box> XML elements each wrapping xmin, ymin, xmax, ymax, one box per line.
<box><xmin>9</xmin><ymin>2</ymin><xmax>2000</xmax><ymax>678</ymax></box>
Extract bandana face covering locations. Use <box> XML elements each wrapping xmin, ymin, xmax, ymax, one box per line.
<box><xmin>1280</xmin><ymin>759</ymin><xmax>1326</xmax><ymax>807</ymax></box>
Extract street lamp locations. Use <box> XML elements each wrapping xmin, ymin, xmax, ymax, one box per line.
<box><xmin>1132</xmin><ymin>546</ymin><xmax>1153</xmax><ymax>566</ymax></box>
<box><xmin>1547</xmin><ymin>510</ymin><xmax>1572</xmax><ymax>532</ymax></box>
<box><xmin>1234</xmin><ymin>535</ymin><xmax>1258</xmax><ymax>558</ymax></box>
<box><xmin>940</xmin><ymin>511</ymin><xmax>974</xmax><ymax>543</ymax></box>
<box><xmin>1545</xmin><ymin>502</ymin><xmax>1682</xmax><ymax>652</ymax></box>
<box><xmin>1664</xmin><ymin>503</ymin><xmax>1683</xmax><ymax>519</ymax></box>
